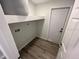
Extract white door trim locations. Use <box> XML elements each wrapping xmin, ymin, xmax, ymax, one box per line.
<box><xmin>48</xmin><ymin>7</ymin><xmax>70</xmax><ymax>44</ymax></box>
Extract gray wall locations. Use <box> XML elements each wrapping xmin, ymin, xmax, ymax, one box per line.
<box><xmin>9</xmin><ymin>21</ymin><xmax>37</xmax><ymax>50</ymax></box>
<box><xmin>0</xmin><ymin>0</ymin><xmax>28</xmax><ymax>15</ymax></box>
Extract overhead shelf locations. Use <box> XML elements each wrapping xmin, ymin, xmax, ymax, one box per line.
<box><xmin>4</xmin><ymin>15</ymin><xmax>45</xmax><ymax>24</ymax></box>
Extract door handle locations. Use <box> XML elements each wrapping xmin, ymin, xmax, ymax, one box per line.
<box><xmin>59</xmin><ymin>42</ymin><xmax>62</xmax><ymax>48</ymax></box>
<box><xmin>60</xmin><ymin>28</ymin><xmax>63</xmax><ymax>32</ymax></box>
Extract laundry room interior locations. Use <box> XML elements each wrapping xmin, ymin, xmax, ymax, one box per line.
<box><xmin>0</xmin><ymin>0</ymin><xmax>77</xmax><ymax>59</ymax></box>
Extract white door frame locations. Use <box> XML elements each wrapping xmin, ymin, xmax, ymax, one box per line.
<box><xmin>48</xmin><ymin>7</ymin><xmax>70</xmax><ymax>44</ymax></box>
<box><xmin>0</xmin><ymin>4</ymin><xmax>19</xmax><ymax>59</ymax></box>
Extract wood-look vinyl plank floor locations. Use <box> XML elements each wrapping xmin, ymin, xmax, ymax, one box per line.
<box><xmin>20</xmin><ymin>38</ymin><xmax>59</xmax><ymax>59</ymax></box>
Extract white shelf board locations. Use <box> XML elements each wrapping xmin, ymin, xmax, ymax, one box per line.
<box><xmin>4</xmin><ymin>15</ymin><xmax>44</xmax><ymax>24</ymax></box>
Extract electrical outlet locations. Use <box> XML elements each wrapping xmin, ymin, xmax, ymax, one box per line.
<box><xmin>15</xmin><ymin>29</ymin><xmax>20</xmax><ymax>32</ymax></box>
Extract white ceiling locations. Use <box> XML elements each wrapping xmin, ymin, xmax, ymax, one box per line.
<box><xmin>31</xmin><ymin>0</ymin><xmax>52</xmax><ymax>4</ymax></box>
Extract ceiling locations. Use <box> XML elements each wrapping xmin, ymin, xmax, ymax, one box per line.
<box><xmin>31</xmin><ymin>0</ymin><xmax>52</xmax><ymax>4</ymax></box>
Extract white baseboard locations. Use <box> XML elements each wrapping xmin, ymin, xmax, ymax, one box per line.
<box><xmin>38</xmin><ymin>36</ymin><xmax>59</xmax><ymax>44</ymax></box>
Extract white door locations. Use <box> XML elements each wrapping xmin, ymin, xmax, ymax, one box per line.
<box><xmin>49</xmin><ymin>8</ymin><xmax>69</xmax><ymax>43</ymax></box>
<box><xmin>0</xmin><ymin>4</ymin><xmax>19</xmax><ymax>59</ymax></box>
<box><xmin>56</xmin><ymin>0</ymin><xmax>79</xmax><ymax>59</ymax></box>
<box><xmin>57</xmin><ymin>19</ymin><xmax>79</xmax><ymax>59</ymax></box>
<box><xmin>66</xmin><ymin>21</ymin><xmax>79</xmax><ymax>59</ymax></box>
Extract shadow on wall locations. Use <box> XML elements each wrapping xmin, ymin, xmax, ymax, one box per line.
<box><xmin>36</xmin><ymin>20</ymin><xmax>45</xmax><ymax>38</ymax></box>
<box><xmin>0</xmin><ymin>0</ymin><xmax>28</xmax><ymax>15</ymax></box>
